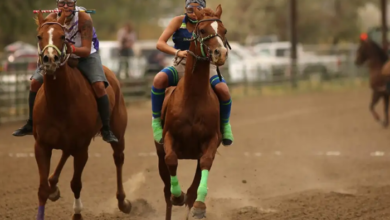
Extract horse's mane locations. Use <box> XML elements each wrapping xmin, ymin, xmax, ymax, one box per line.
<box><xmin>368</xmin><ymin>39</ymin><xmax>388</xmax><ymax>63</ymax></box>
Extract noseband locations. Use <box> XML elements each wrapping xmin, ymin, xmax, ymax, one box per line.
<box><xmin>37</xmin><ymin>22</ymin><xmax>70</xmax><ymax>70</ymax></box>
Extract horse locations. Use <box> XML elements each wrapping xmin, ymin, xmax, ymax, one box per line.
<box><xmin>32</xmin><ymin>11</ymin><xmax>131</xmax><ymax>220</ymax></box>
<box><xmin>154</xmin><ymin>5</ymin><xmax>230</xmax><ymax>220</ymax></box>
<box><xmin>355</xmin><ymin>32</ymin><xmax>390</xmax><ymax>127</ymax></box>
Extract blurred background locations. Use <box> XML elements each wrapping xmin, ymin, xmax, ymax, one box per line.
<box><xmin>4</xmin><ymin>1</ymin><xmax>390</xmax><ymax>219</ymax></box>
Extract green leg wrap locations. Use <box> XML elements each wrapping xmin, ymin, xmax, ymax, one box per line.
<box><xmin>195</xmin><ymin>170</ymin><xmax>209</xmax><ymax>203</ymax></box>
<box><xmin>170</xmin><ymin>176</ymin><xmax>182</xmax><ymax>197</ymax></box>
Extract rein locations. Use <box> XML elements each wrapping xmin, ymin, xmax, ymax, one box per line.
<box><xmin>37</xmin><ymin>22</ymin><xmax>70</xmax><ymax>77</ymax></box>
<box><xmin>175</xmin><ymin>18</ymin><xmax>231</xmax><ymax>81</ymax></box>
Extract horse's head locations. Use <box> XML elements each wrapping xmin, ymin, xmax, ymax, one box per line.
<box><xmin>192</xmin><ymin>5</ymin><xmax>228</xmax><ymax>66</ymax></box>
<box><xmin>355</xmin><ymin>32</ymin><xmax>388</xmax><ymax>66</ymax></box>
<box><xmin>355</xmin><ymin>33</ymin><xmax>371</xmax><ymax>66</ymax></box>
<box><xmin>35</xmin><ymin>11</ymin><xmax>70</xmax><ymax>74</ymax></box>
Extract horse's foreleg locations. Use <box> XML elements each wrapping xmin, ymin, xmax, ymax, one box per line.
<box><xmin>70</xmin><ymin>149</ymin><xmax>88</xmax><ymax>220</ymax></box>
<box><xmin>370</xmin><ymin>91</ymin><xmax>381</xmax><ymax>122</ymax></box>
<box><xmin>48</xmin><ymin>151</ymin><xmax>70</xmax><ymax>202</ymax></box>
<box><xmin>191</xmin><ymin>136</ymin><xmax>219</xmax><ymax>219</ymax></box>
<box><xmin>184</xmin><ymin>159</ymin><xmax>202</xmax><ymax>220</ymax></box>
<box><xmin>110</xmin><ymin>139</ymin><xmax>132</xmax><ymax>214</ymax></box>
<box><xmin>34</xmin><ymin>143</ymin><xmax>52</xmax><ymax>220</ymax></box>
<box><xmin>156</xmin><ymin>142</ymin><xmax>173</xmax><ymax>220</ymax></box>
<box><xmin>164</xmin><ymin>131</ymin><xmax>186</xmax><ymax>206</ymax></box>
<box><xmin>186</xmin><ymin>159</ymin><xmax>201</xmax><ymax>209</ymax></box>
<box><xmin>383</xmin><ymin>94</ymin><xmax>389</xmax><ymax>128</ymax></box>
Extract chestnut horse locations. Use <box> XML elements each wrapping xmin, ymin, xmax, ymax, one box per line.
<box><xmin>355</xmin><ymin>32</ymin><xmax>390</xmax><ymax>127</ymax></box>
<box><xmin>33</xmin><ymin>11</ymin><xmax>131</xmax><ymax>220</ymax></box>
<box><xmin>154</xmin><ymin>5</ymin><xmax>229</xmax><ymax>220</ymax></box>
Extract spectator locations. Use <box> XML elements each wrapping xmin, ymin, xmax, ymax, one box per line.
<box><xmin>117</xmin><ymin>22</ymin><xmax>137</xmax><ymax>77</ymax></box>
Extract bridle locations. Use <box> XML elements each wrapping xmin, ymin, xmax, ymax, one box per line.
<box><xmin>176</xmin><ymin>17</ymin><xmax>231</xmax><ymax>81</ymax></box>
<box><xmin>37</xmin><ymin>22</ymin><xmax>70</xmax><ymax>74</ymax></box>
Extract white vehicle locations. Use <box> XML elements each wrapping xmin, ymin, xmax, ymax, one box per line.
<box><xmin>224</xmin><ymin>41</ymin><xmax>269</xmax><ymax>82</ymax></box>
<box><xmin>98</xmin><ymin>40</ymin><xmax>265</xmax><ymax>83</ymax></box>
<box><xmin>252</xmin><ymin>41</ymin><xmax>346</xmax><ymax>79</ymax></box>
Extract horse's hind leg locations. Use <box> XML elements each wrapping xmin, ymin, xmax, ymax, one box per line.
<box><xmin>110</xmin><ymin>139</ymin><xmax>132</xmax><ymax>214</ymax></box>
<box><xmin>48</xmin><ymin>151</ymin><xmax>70</xmax><ymax>202</ymax></box>
<box><xmin>191</xmin><ymin>136</ymin><xmax>220</xmax><ymax>219</ymax></box>
<box><xmin>156</xmin><ymin>142</ymin><xmax>173</xmax><ymax>220</ymax></box>
<box><xmin>370</xmin><ymin>91</ymin><xmax>381</xmax><ymax>122</ymax></box>
<box><xmin>70</xmin><ymin>149</ymin><xmax>88</xmax><ymax>220</ymax></box>
<box><xmin>34</xmin><ymin>142</ymin><xmax>52</xmax><ymax>220</ymax></box>
<box><xmin>382</xmin><ymin>94</ymin><xmax>389</xmax><ymax>128</ymax></box>
<box><xmin>164</xmin><ymin>131</ymin><xmax>186</xmax><ymax>206</ymax></box>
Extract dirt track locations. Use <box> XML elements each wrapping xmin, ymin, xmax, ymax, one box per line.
<box><xmin>2</xmin><ymin>87</ymin><xmax>390</xmax><ymax>220</ymax></box>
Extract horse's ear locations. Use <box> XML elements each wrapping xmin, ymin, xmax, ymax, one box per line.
<box><xmin>193</xmin><ymin>7</ymin><xmax>203</xmax><ymax>20</ymax></box>
<box><xmin>215</xmin><ymin>4</ymin><xmax>222</xmax><ymax>18</ymax></box>
<box><xmin>57</xmin><ymin>11</ymin><xmax>67</xmax><ymax>25</ymax></box>
<box><xmin>35</xmin><ymin>10</ymin><xmax>44</xmax><ymax>26</ymax></box>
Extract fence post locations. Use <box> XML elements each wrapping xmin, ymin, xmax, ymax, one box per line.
<box><xmin>290</xmin><ymin>0</ymin><xmax>298</xmax><ymax>88</ymax></box>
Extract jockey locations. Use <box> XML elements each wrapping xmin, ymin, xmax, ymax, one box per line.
<box><xmin>12</xmin><ymin>0</ymin><xmax>118</xmax><ymax>143</ymax></box>
<box><xmin>151</xmin><ymin>0</ymin><xmax>234</xmax><ymax>146</ymax></box>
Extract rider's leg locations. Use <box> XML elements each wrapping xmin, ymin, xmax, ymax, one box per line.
<box><xmin>12</xmin><ymin>68</ymin><xmax>43</xmax><ymax>136</ymax></box>
<box><xmin>77</xmin><ymin>53</ymin><xmax>118</xmax><ymax>143</ymax></box>
<box><xmin>151</xmin><ymin>66</ymin><xmax>179</xmax><ymax>143</ymax></box>
<box><xmin>209</xmin><ymin>73</ymin><xmax>234</xmax><ymax>146</ymax></box>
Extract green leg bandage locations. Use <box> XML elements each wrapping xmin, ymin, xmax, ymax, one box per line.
<box><xmin>196</xmin><ymin>170</ymin><xmax>209</xmax><ymax>203</ymax></box>
<box><xmin>170</xmin><ymin>176</ymin><xmax>182</xmax><ymax>197</ymax></box>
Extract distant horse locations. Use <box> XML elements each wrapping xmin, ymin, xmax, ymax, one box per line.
<box><xmin>33</xmin><ymin>11</ymin><xmax>131</xmax><ymax>220</ymax></box>
<box><xmin>154</xmin><ymin>5</ymin><xmax>229</xmax><ymax>220</ymax></box>
<box><xmin>355</xmin><ymin>33</ymin><xmax>390</xmax><ymax>127</ymax></box>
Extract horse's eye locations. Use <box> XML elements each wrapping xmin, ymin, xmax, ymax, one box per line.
<box><xmin>225</xmin><ymin>30</ymin><xmax>227</xmax><ymax>34</ymax></box>
<box><xmin>200</xmin><ymin>29</ymin><xmax>206</xmax><ymax>34</ymax></box>
<box><xmin>61</xmin><ymin>35</ymin><xmax>65</xmax><ymax>40</ymax></box>
<box><xmin>37</xmin><ymin>36</ymin><xmax>42</xmax><ymax>41</ymax></box>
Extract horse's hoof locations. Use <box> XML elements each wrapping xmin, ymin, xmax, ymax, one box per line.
<box><xmin>48</xmin><ymin>186</ymin><xmax>60</xmax><ymax>202</ymax></box>
<box><xmin>191</xmin><ymin>205</ymin><xmax>206</xmax><ymax>219</ymax></box>
<box><xmin>72</xmin><ymin>214</ymin><xmax>83</xmax><ymax>220</ymax></box>
<box><xmin>171</xmin><ymin>192</ymin><xmax>186</xmax><ymax>206</ymax></box>
<box><xmin>118</xmin><ymin>199</ymin><xmax>132</xmax><ymax>214</ymax></box>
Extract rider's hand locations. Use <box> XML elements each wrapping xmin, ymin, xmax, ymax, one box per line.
<box><xmin>66</xmin><ymin>42</ymin><xmax>74</xmax><ymax>55</ymax></box>
<box><xmin>178</xmin><ymin>50</ymin><xmax>187</xmax><ymax>58</ymax></box>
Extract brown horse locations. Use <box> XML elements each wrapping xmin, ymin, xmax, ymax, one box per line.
<box><xmin>33</xmin><ymin>11</ymin><xmax>131</xmax><ymax>220</ymax></box>
<box><xmin>154</xmin><ymin>5</ymin><xmax>229</xmax><ymax>220</ymax></box>
<box><xmin>355</xmin><ymin>33</ymin><xmax>390</xmax><ymax>127</ymax></box>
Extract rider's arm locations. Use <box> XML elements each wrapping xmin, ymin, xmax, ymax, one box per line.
<box><xmin>73</xmin><ymin>12</ymin><xmax>93</xmax><ymax>58</ymax></box>
<box><xmin>156</xmin><ymin>16</ymin><xmax>184</xmax><ymax>55</ymax></box>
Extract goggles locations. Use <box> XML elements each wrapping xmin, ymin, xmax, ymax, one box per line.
<box><xmin>57</xmin><ymin>1</ymin><xmax>76</xmax><ymax>7</ymax></box>
<box><xmin>186</xmin><ymin>5</ymin><xmax>203</xmax><ymax>14</ymax></box>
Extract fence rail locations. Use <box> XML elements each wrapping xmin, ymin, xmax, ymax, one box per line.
<box><xmin>0</xmin><ymin>54</ymin><xmax>368</xmax><ymax>124</ymax></box>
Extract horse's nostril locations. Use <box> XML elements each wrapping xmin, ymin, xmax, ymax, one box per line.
<box><xmin>43</xmin><ymin>55</ymin><xmax>49</xmax><ymax>63</ymax></box>
<box><xmin>214</xmin><ymin>49</ymin><xmax>220</xmax><ymax>55</ymax></box>
<box><xmin>54</xmin><ymin>55</ymin><xmax>59</xmax><ymax>62</ymax></box>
